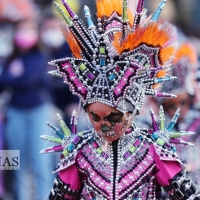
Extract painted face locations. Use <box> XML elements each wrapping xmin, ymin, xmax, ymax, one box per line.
<box><xmin>86</xmin><ymin>102</ymin><xmax>133</xmax><ymax>142</ymax></box>
<box><xmin>163</xmin><ymin>93</ymin><xmax>190</xmax><ymax>122</ymax></box>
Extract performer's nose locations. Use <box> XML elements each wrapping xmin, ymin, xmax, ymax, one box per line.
<box><xmin>100</xmin><ymin>124</ymin><xmax>111</xmax><ymax>132</ymax></box>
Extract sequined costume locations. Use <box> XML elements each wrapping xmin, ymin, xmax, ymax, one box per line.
<box><xmin>161</xmin><ymin>43</ymin><xmax>200</xmax><ymax>191</ymax></box>
<box><xmin>51</xmin><ymin>126</ymin><xmax>182</xmax><ymax>200</ymax></box>
<box><xmin>42</xmin><ymin>109</ymin><xmax>199</xmax><ymax>200</ymax></box>
<box><xmin>40</xmin><ymin>0</ymin><xmax>200</xmax><ymax>199</ymax></box>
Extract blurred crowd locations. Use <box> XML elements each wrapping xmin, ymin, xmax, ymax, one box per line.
<box><xmin>0</xmin><ymin>0</ymin><xmax>200</xmax><ymax>200</ymax></box>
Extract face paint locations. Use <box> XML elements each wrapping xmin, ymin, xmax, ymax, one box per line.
<box><xmin>104</xmin><ymin>113</ymin><xmax>124</xmax><ymax>127</ymax></box>
<box><xmin>101</xmin><ymin>124</ymin><xmax>111</xmax><ymax>132</ymax></box>
<box><xmin>91</xmin><ymin>112</ymin><xmax>124</xmax><ymax>126</ymax></box>
<box><xmin>98</xmin><ymin>119</ymin><xmax>128</xmax><ymax>138</ymax></box>
<box><xmin>87</xmin><ymin>103</ymin><xmax>133</xmax><ymax>142</ymax></box>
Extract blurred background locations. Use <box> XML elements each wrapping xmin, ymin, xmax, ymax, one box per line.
<box><xmin>0</xmin><ymin>0</ymin><xmax>200</xmax><ymax>200</ymax></box>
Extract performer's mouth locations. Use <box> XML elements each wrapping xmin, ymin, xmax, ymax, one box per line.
<box><xmin>98</xmin><ymin>131</ymin><xmax>118</xmax><ymax>138</ymax></box>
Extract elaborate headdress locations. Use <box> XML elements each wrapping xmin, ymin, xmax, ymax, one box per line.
<box><xmin>49</xmin><ymin>0</ymin><xmax>177</xmax><ymax>115</ymax></box>
<box><xmin>160</xmin><ymin>42</ymin><xmax>198</xmax><ymax>96</ymax></box>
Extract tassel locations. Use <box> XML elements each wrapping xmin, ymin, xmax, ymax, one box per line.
<box><xmin>170</xmin><ymin>131</ymin><xmax>195</xmax><ymax>139</ymax></box>
<box><xmin>132</xmin><ymin>0</ymin><xmax>145</xmax><ymax>31</ymax></box>
<box><xmin>48</xmin><ymin>70</ymin><xmax>62</xmax><ymax>78</ymax></box>
<box><xmin>167</xmin><ymin>108</ymin><xmax>180</xmax><ymax>131</ymax></box>
<box><xmin>150</xmin><ymin>108</ymin><xmax>159</xmax><ymax>131</ymax></box>
<box><xmin>60</xmin><ymin>0</ymin><xmax>77</xmax><ymax>19</ymax></box>
<box><xmin>71</xmin><ymin>110</ymin><xmax>78</xmax><ymax>135</ymax></box>
<box><xmin>156</xmin><ymin>92</ymin><xmax>176</xmax><ymax>98</ymax></box>
<box><xmin>57</xmin><ymin>113</ymin><xmax>71</xmax><ymax>137</ymax></box>
<box><xmin>54</xmin><ymin>2</ymin><xmax>72</xmax><ymax>26</ymax></box>
<box><xmin>159</xmin><ymin>106</ymin><xmax>165</xmax><ymax>131</ymax></box>
<box><xmin>39</xmin><ymin>145</ymin><xmax>63</xmax><ymax>154</ymax></box>
<box><xmin>151</xmin><ymin>0</ymin><xmax>167</xmax><ymax>22</ymax></box>
<box><xmin>170</xmin><ymin>139</ymin><xmax>195</xmax><ymax>147</ymax></box>
<box><xmin>40</xmin><ymin>135</ymin><xmax>62</xmax><ymax>144</ymax></box>
<box><xmin>47</xmin><ymin>122</ymin><xmax>65</xmax><ymax>139</ymax></box>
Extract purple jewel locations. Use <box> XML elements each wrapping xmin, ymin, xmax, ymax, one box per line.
<box><xmin>124</xmin><ymin>151</ymin><xmax>131</xmax><ymax>159</ymax></box>
<box><xmin>87</xmin><ymin>72</ymin><xmax>95</xmax><ymax>80</ymax></box>
<box><xmin>101</xmin><ymin>153</ymin><xmax>108</xmax><ymax>159</ymax></box>
<box><xmin>101</xmin><ymin>152</ymin><xmax>108</xmax><ymax>158</ymax></box>
<box><xmin>92</xmin><ymin>142</ymin><xmax>98</xmax><ymax>148</ymax></box>
<box><xmin>133</xmin><ymin>139</ymin><xmax>140</xmax><ymax>147</ymax></box>
<box><xmin>115</xmin><ymin>66</ymin><xmax>121</xmax><ymax>72</ymax></box>
<box><xmin>73</xmin><ymin>136</ymin><xmax>80</xmax><ymax>144</ymax></box>
<box><xmin>165</xmin><ymin>143</ymin><xmax>171</xmax><ymax>148</ymax></box>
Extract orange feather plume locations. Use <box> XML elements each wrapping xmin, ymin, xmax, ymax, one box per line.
<box><xmin>113</xmin><ymin>21</ymin><xmax>176</xmax><ymax>65</ymax></box>
<box><xmin>174</xmin><ymin>43</ymin><xmax>197</xmax><ymax>65</ymax></box>
<box><xmin>96</xmin><ymin>0</ymin><xmax>123</xmax><ymax>18</ymax></box>
<box><xmin>96</xmin><ymin>0</ymin><xmax>134</xmax><ymax>24</ymax></box>
<box><xmin>156</xmin><ymin>69</ymin><xmax>167</xmax><ymax>78</ymax></box>
<box><xmin>60</xmin><ymin>22</ymin><xmax>82</xmax><ymax>59</ymax></box>
<box><xmin>152</xmin><ymin>84</ymin><xmax>160</xmax><ymax>89</ymax></box>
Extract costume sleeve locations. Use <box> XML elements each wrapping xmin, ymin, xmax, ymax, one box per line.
<box><xmin>153</xmin><ymin>146</ymin><xmax>200</xmax><ymax>200</ymax></box>
<box><xmin>48</xmin><ymin>164</ymin><xmax>82</xmax><ymax>200</ymax></box>
<box><xmin>154</xmin><ymin>148</ymin><xmax>182</xmax><ymax>186</ymax></box>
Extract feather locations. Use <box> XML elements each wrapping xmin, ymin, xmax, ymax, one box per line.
<box><xmin>140</xmin><ymin>9</ymin><xmax>152</xmax><ymax>27</ymax></box>
<box><xmin>96</xmin><ymin>0</ymin><xmax>134</xmax><ymax>24</ymax></box>
<box><xmin>156</xmin><ymin>69</ymin><xmax>167</xmax><ymax>78</ymax></box>
<box><xmin>128</xmin><ymin>0</ymin><xmax>139</xmax><ymax>16</ymax></box>
<box><xmin>60</xmin><ymin>22</ymin><xmax>82</xmax><ymax>58</ymax></box>
<box><xmin>96</xmin><ymin>0</ymin><xmax>123</xmax><ymax>18</ymax></box>
<box><xmin>128</xmin><ymin>0</ymin><xmax>139</xmax><ymax>24</ymax></box>
<box><xmin>174</xmin><ymin>43</ymin><xmax>197</xmax><ymax>65</ymax></box>
<box><xmin>152</xmin><ymin>83</ymin><xmax>161</xmax><ymax>89</ymax></box>
<box><xmin>113</xmin><ymin>20</ymin><xmax>177</xmax><ymax>66</ymax></box>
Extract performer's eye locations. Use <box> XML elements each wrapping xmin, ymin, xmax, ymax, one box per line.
<box><xmin>90</xmin><ymin>112</ymin><xmax>101</xmax><ymax>122</ymax></box>
<box><xmin>180</xmin><ymin>99</ymin><xmax>188</xmax><ymax>107</ymax></box>
<box><xmin>105</xmin><ymin>113</ymin><xmax>123</xmax><ymax>124</ymax></box>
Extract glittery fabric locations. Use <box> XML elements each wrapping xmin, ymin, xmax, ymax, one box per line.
<box><xmin>55</xmin><ymin>126</ymin><xmax>182</xmax><ymax>200</ymax></box>
<box><xmin>165</xmin><ymin>110</ymin><xmax>200</xmax><ymax>191</ymax></box>
<box><xmin>77</xmin><ymin>134</ymin><xmax>157</xmax><ymax>199</ymax></box>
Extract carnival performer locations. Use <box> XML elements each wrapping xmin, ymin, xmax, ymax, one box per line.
<box><xmin>160</xmin><ymin>43</ymin><xmax>200</xmax><ymax>191</ymax></box>
<box><xmin>40</xmin><ymin>0</ymin><xmax>200</xmax><ymax>199</ymax></box>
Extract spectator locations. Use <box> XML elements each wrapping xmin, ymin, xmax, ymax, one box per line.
<box><xmin>0</xmin><ymin>18</ymin><xmax>55</xmax><ymax>200</ymax></box>
<box><xmin>160</xmin><ymin>43</ymin><xmax>200</xmax><ymax>191</ymax></box>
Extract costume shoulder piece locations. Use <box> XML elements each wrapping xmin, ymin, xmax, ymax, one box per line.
<box><xmin>140</xmin><ymin>106</ymin><xmax>195</xmax><ymax>164</ymax></box>
<box><xmin>40</xmin><ymin>111</ymin><xmax>94</xmax><ymax>173</ymax></box>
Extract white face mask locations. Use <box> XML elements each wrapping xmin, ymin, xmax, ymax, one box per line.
<box><xmin>41</xmin><ymin>29</ymin><xmax>65</xmax><ymax>49</ymax></box>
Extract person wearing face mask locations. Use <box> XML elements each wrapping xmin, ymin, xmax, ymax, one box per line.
<box><xmin>0</xmin><ymin>19</ymin><xmax>55</xmax><ymax>200</ymax></box>
<box><xmin>41</xmin><ymin>19</ymin><xmax>66</xmax><ymax>50</ymax></box>
<box><xmin>39</xmin><ymin>1</ymin><xmax>200</xmax><ymax>199</ymax></box>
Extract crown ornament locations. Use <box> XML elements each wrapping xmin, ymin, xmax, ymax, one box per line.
<box><xmin>49</xmin><ymin>0</ymin><xmax>178</xmax><ymax>115</ymax></box>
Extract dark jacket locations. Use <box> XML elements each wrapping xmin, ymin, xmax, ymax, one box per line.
<box><xmin>0</xmin><ymin>49</ymin><xmax>51</xmax><ymax>108</ymax></box>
